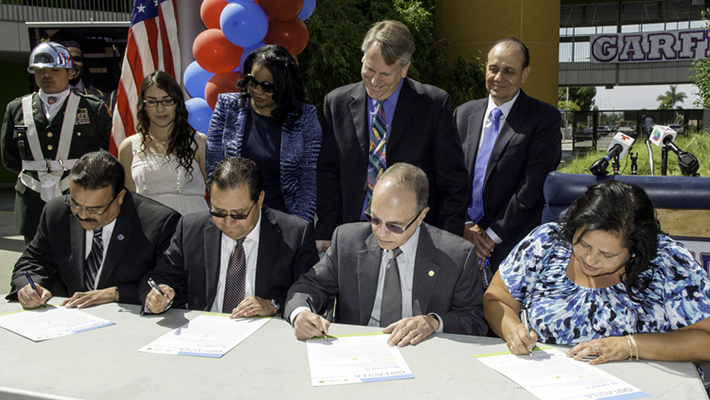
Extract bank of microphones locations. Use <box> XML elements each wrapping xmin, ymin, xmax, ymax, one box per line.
<box><xmin>589</xmin><ymin>116</ymin><xmax>700</xmax><ymax>176</ymax></box>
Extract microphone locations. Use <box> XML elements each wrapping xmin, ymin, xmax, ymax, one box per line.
<box><xmin>589</xmin><ymin>131</ymin><xmax>636</xmax><ymax>176</ymax></box>
<box><xmin>649</xmin><ymin>124</ymin><xmax>700</xmax><ymax>176</ymax></box>
<box><xmin>642</xmin><ymin>115</ymin><xmax>656</xmax><ymax>136</ymax></box>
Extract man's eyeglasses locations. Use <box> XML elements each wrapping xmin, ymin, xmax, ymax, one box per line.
<box><xmin>365</xmin><ymin>209</ymin><xmax>424</xmax><ymax>234</ymax></box>
<box><xmin>245</xmin><ymin>74</ymin><xmax>276</xmax><ymax>94</ymax></box>
<box><xmin>209</xmin><ymin>200</ymin><xmax>257</xmax><ymax>220</ymax></box>
<box><xmin>143</xmin><ymin>98</ymin><xmax>177</xmax><ymax>107</ymax></box>
<box><xmin>64</xmin><ymin>194</ymin><xmax>117</xmax><ymax>216</ymax></box>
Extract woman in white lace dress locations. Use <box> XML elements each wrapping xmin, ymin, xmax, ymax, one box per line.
<box><xmin>118</xmin><ymin>71</ymin><xmax>208</xmax><ymax>215</ymax></box>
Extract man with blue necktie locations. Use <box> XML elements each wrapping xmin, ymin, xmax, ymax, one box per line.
<box><xmin>454</xmin><ymin>38</ymin><xmax>562</xmax><ymax>273</ymax></box>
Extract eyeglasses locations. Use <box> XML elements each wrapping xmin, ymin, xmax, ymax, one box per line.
<box><xmin>365</xmin><ymin>209</ymin><xmax>423</xmax><ymax>234</ymax></box>
<box><xmin>245</xmin><ymin>74</ymin><xmax>276</xmax><ymax>94</ymax></box>
<box><xmin>64</xmin><ymin>193</ymin><xmax>118</xmax><ymax>216</ymax></box>
<box><xmin>143</xmin><ymin>98</ymin><xmax>177</xmax><ymax>107</ymax></box>
<box><xmin>209</xmin><ymin>200</ymin><xmax>257</xmax><ymax>220</ymax></box>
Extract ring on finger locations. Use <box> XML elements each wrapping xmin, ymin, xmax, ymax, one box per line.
<box><xmin>248</xmin><ymin>305</ymin><xmax>253</xmax><ymax>310</ymax></box>
<box><xmin>596</xmin><ymin>346</ymin><xmax>602</xmax><ymax>355</ymax></box>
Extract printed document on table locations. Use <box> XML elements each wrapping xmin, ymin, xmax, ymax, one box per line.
<box><xmin>0</xmin><ymin>305</ymin><xmax>114</xmax><ymax>341</ymax></box>
<box><xmin>474</xmin><ymin>347</ymin><xmax>648</xmax><ymax>400</ymax></box>
<box><xmin>139</xmin><ymin>313</ymin><xmax>270</xmax><ymax>358</ymax></box>
<box><xmin>307</xmin><ymin>332</ymin><xmax>414</xmax><ymax>386</ymax></box>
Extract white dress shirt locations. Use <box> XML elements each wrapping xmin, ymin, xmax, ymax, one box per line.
<box><xmin>210</xmin><ymin>210</ymin><xmax>262</xmax><ymax>313</ymax></box>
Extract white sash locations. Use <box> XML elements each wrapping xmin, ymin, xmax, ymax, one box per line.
<box><xmin>19</xmin><ymin>92</ymin><xmax>81</xmax><ymax>202</ymax></box>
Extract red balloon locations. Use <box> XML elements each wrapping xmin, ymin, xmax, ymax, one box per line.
<box><xmin>259</xmin><ymin>0</ymin><xmax>304</xmax><ymax>21</ymax></box>
<box><xmin>263</xmin><ymin>17</ymin><xmax>309</xmax><ymax>56</ymax></box>
<box><xmin>205</xmin><ymin>71</ymin><xmax>243</xmax><ymax>110</ymax></box>
<box><xmin>193</xmin><ymin>29</ymin><xmax>244</xmax><ymax>74</ymax></box>
<box><xmin>200</xmin><ymin>0</ymin><xmax>229</xmax><ymax>29</ymax></box>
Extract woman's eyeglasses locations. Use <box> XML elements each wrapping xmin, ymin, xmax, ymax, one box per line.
<box><xmin>143</xmin><ymin>98</ymin><xmax>177</xmax><ymax>107</ymax></box>
<box><xmin>245</xmin><ymin>74</ymin><xmax>276</xmax><ymax>94</ymax></box>
<box><xmin>365</xmin><ymin>209</ymin><xmax>424</xmax><ymax>234</ymax></box>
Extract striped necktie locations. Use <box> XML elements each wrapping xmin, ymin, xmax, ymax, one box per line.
<box><xmin>362</xmin><ymin>100</ymin><xmax>387</xmax><ymax>217</ymax></box>
<box><xmin>85</xmin><ymin>228</ymin><xmax>103</xmax><ymax>291</ymax></box>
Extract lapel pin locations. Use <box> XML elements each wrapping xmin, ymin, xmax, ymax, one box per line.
<box><xmin>428</xmin><ymin>270</ymin><xmax>435</xmax><ymax>277</ymax></box>
<box><xmin>117</xmin><ymin>234</ymin><xmax>124</xmax><ymax>241</ymax></box>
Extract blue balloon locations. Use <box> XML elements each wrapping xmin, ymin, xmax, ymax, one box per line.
<box><xmin>240</xmin><ymin>41</ymin><xmax>266</xmax><ymax>72</ymax></box>
<box><xmin>297</xmin><ymin>0</ymin><xmax>316</xmax><ymax>20</ymax></box>
<box><xmin>184</xmin><ymin>61</ymin><xmax>215</xmax><ymax>100</ymax></box>
<box><xmin>220</xmin><ymin>1</ymin><xmax>268</xmax><ymax>48</ymax></box>
<box><xmin>186</xmin><ymin>98</ymin><xmax>213</xmax><ymax>133</ymax></box>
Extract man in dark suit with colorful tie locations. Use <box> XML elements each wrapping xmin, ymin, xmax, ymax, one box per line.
<box><xmin>454</xmin><ymin>38</ymin><xmax>561</xmax><ymax>273</ymax></box>
<box><xmin>286</xmin><ymin>163</ymin><xmax>486</xmax><ymax>347</ymax></box>
<box><xmin>315</xmin><ymin>20</ymin><xmax>469</xmax><ymax>253</ymax></box>
<box><xmin>141</xmin><ymin>157</ymin><xmax>319</xmax><ymax>317</ymax></box>
<box><xmin>7</xmin><ymin>150</ymin><xmax>180</xmax><ymax>308</ymax></box>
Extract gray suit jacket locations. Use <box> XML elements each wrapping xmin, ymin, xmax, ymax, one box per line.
<box><xmin>140</xmin><ymin>206</ymin><xmax>320</xmax><ymax>312</ymax></box>
<box><xmin>285</xmin><ymin>222</ymin><xmax>487</xmax><ymax>336</ymax></box>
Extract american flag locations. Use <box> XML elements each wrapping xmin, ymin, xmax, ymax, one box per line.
<box><xmin>110</xmin><ymin>0</ymin><xmax>181</xmax><ymax>155</ymax></box>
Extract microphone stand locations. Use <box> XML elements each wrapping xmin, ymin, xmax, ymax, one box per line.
<box><xmin>611</xmin><ymin>155</ymin><xmax>620</xmax><ymax>175</ymax></box>
<box><xmin>645</xmin><ymin>139</ymin><xmax>655</xmax><ymax>176</ymax></box>
<box><xmin>630</xmin><ymin>152</ymin><xmax>638</xmax><ymax>175</ymax></box>
<box><xmin>661</xmin><ymin>146</ymin><xmax>669</xmax><ymax>176</ymax></box>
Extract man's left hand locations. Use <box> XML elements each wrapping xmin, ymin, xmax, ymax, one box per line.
<box><xmin>230</xmin><ymin>296</ymin><xmax>277</xmax><ymax>318</ymax></box>
<box><xmin>383</xmin><ymin>315</ymin><xmax>440</xmax><ymax>347</ymax></box>
<box><xmin>61</xmin><ymin>287</ymin><xmax>119</xmax><ymax>309</ymax></box>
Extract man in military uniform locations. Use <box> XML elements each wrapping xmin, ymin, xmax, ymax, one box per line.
<box><xmin>1</xmin><ymin>41</ymin><xmax>112</xmax><ymax>243</ymax></box>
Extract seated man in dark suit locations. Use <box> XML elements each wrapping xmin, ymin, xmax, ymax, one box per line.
<box><xmin>141</xmin><ymin>156</ymin><xmax>320</xmax><ymax>317</ymax></box>
<box><xmin>7</xmin><ymin>150</ymin><xmax>181</xmax><ymax>309</ymax></box>
<box><xmin>286</xmin><ymin>163</ymin><xmax>487</xmax><ymax>347</ymax></box>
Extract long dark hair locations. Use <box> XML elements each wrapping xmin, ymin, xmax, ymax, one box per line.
<box><xmin>136</xmin><ymin>71</ymin><xmax>198</xmax><ymax>180</ymax></box>
<box><xmin>239</xmin><ymin>44</ymin><xmax>308</xmax><ymax>129</ymax></box>
<box><xmin>559</xmin><ymin>180</ymin><xmax>663</xmax><ymax>302</ymax></box>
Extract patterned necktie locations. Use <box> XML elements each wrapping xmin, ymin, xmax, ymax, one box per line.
<box><xmin>380</xmin><ymin>247</ymin><xmax>404</xmax><ymax>327</ymax></box>
<box><xmin>222</xmin><ymin>238</ymin><xmax>247</xmax><ymax>313</ymax></box>
<box><xmin>468</xmin><ymin>107</ymin><xmax>504</xmax><ymax>223</ymax></box>
<box><xmin>85</xmin><ymin>228</ymin><xmax>103</xmax><ymax>291</ymax></box>
<box><xmin>362</xmin><ymin>100</ymin><xmax>387</xmax><ymax>218</ymax></box>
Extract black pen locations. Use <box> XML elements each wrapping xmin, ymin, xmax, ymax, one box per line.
<box><xmin>305</xmin><ymin>297</ymin><xmax>329</xmax><ymax>342</ymax></box>
<box><xmin>147</xmin><ymin>278</ymin><xmax>169</xmax><ymax>298</ymax></box>
<box><xmin>24</xmin><ymin>272</ymin><xmax>47</xmax><ymax>308</ymax></box>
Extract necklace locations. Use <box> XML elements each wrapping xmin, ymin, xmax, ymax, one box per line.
<box><xmin>149</xmin><ymin>131</ymin><xmax>169</xmax><ymax>145</ymax></box>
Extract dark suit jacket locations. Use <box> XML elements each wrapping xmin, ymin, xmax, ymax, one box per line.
<box><xmin>454</xmin><ymin>90</ymin><xmax>561</xmax><ymax>270</ymax></box>
<box><xmin>1</xmin><ymin>92</ymin><xmax>111</xmax><ymax>238</ymax></box>
<box><xmin>140</xmin><ymin>206</ymin><xmax>320</xmax><ymax>312</ymax></box>
<box><xmin>285</xmin><ymin>222</ymin><xmax>487</xmax><ymax>336</ymax></box>
<box><xmin>316</xmin><ymin>78</ymin><xmax>469</xmax><ymax>240</ymax></box>
<box><xmin>6</xmin><ymin>191</ymin><xmax>180</xmax><ymax>304</ymax></box>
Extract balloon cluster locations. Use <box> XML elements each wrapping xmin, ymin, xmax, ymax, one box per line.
<box><xmin>185</xmin><ymin>0</ymin><xmax>316</xmax><ymax>132</ymax></box>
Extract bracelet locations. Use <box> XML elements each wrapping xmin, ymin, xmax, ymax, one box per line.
<box><xmin>628</xmin><ymin>334</ymin><xmax>639</xmax><ymax>361</ymax></box>
<box><xmin>626</xmin><ymin>335</ymin><xmax>633</xmax><ymax>361</ymax></box>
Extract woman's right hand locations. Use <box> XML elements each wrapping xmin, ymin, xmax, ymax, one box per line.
<box><xmin>506</xmin><ymin>323</ymin><xmax>539</xmax><ymax>355</ymax></box>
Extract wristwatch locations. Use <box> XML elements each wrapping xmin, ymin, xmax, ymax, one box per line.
<box><xmin>270</xmin><ymin>299</ymin><xmax>280</xmax><ymax>313</ymax></box>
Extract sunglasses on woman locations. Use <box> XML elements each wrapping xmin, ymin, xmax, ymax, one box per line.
<box><xmin>245</xmin><ymin>74</ymin><xmax>276</xmax><ymax>94</ymax></box>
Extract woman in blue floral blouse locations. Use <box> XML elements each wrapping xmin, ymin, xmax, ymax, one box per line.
<box><xmin>484</xmin><ymin>180</ymin><xmax>710</xmax><ymax>366</ymax></box>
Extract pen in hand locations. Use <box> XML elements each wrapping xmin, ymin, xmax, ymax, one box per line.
<box><xmin>522</xmin><ymin>309</ymin><xmax>533</xmax><ymax>359</ymax></box>
<box><xmin>305</xmin><ymin>298</ymin><xmax>329</xmax><ymax>342</ymax></box>
<box><xmin>147</xmin><ymin>278</ymin><xmax>169</xmax><ymax>298</ymax></box>
<box><xmin>24</xmin><ymin>272</ymin><xmax>47</xmax><ymax>308</ymax></box>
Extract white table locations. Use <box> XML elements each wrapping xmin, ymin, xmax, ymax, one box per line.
<box><xmin>0</xmin><ymin>298</ymin><xmax>706</xmax><ymax>400</ymax></box>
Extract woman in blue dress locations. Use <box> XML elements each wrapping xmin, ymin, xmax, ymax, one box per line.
<box><xmin>484</xmin><ymin>180</ymin><xmax>710</xmax><ymax>366</ymax></box>
<box><xmin>206</xmin><ymin>44</ymin><xmax>321</xmax><ymax>221</ymax></box>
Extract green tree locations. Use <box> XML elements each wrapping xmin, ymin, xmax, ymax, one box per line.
<box><xmin>298</xmin><ymin>0</ymin><xmax>486</xmax><ymax>114</ymax></box>
<box><xmin>656</xmin><ymin>84</ymin><xmax>687</xmax><ymax>110</ymax></box>
<box><xmin>558</xmin><ymin>87</ymin><xmax>596</xmax><ymax>111</ymax></box>
<box><xmin>691</xmin><ymin>9</ymin><xmax>710</xmax><ymax>109</ymax></box>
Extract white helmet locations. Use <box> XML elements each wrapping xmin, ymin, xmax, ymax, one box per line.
<box><xmin>28</xmin><ymin>42</ymin><xmax>73</xmax><ymax>73</ymax></box>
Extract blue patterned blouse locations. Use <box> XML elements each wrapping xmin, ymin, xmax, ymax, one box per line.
<box><xmin>500</xmin><ymin>223</ymin><xmax>710</xmax><ymax>345</ymax></box>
